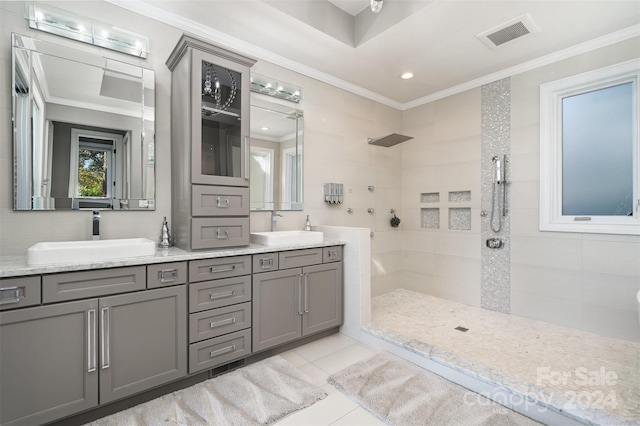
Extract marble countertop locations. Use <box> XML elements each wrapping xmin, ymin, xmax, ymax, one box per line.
<box><xmin>0</xmin><ymin>240</ymin><xmax>345</xmax><ymax>278</ymax></box>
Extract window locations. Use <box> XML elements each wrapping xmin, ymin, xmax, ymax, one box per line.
<box><xmin>540</xmin><ymin>59</ymin><xmax>639</xmax><ymax>235</ymax></box>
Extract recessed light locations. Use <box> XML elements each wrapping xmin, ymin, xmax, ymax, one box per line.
<box><xmin>261</xmin><ymin>127</ymin><xmax>269</xmax><ymax>131</ymax></box>
<box><xmin>401</xmin><ymin>72</ymin><xmax>414</xmax><ymax>80</ymax></box>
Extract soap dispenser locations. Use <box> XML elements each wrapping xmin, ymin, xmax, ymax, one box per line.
<box><xmin>304</xmin><ymin>215</ymin><xmax>311</xmax><ymax>231</ymax></box>
<box><xmin>159</xmin><ymin>217</ymin><xmax>172</xmax><ymax>248</ymax></box>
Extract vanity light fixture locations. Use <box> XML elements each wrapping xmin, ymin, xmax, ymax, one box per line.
<box><xmin>371</xmin><ymin>0</ymin><xmax>384</xmax><ymax>13</ymax></box>
<box><xmin>250</xmin><ymin>73</ymin><xmax>302</xmax><ymax>103</ymax></box>
<box><xmin>401</xmin><ymin>72</ymin><xmax>414</xmax><ymax>80</ymax></box>
<box><xmin>25</xmin><ymin>2</ymin><xmax>149</xmax><ymax>58</ymax></box>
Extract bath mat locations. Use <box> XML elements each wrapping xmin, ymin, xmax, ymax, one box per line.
<box><xmin>328</xmin><ymin>353</ymin><xmax>540</xmax><ymax>426</ymax></box>
<box><xmin>88</xmin><ymin>355</ymin><xmax>326</xmax><ymax>426</ymax></box>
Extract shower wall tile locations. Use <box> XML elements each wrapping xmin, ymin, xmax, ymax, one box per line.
<box><xmin>508</xmin><ymin>180</ymin><xmax>539</xmax><ymax>210</ymax></box>
<box><xmin>581</xmin><ymin>304</ymin><xmax>640</xmax><ymax>342</ymax></box>
<box><xmin>370</xmin><ymin>230</ymin><xmax>402</xmax><ymax>254</ymax></box>
<box><xmin>402</xmin><ymin>231</ymin><xmax>436</xmax><ymax>253</ymax></box>
<box><xmin>370</xmin><ymin>251</ymin><xmax>402</xmax><ymax>277</ymax></box>
<box><xmin>432</xmin><ymin>276</ymin><xmax>481</xmax><ymax>307</ymax></box>
<box><xmin>508</xmin><ymin>152</ymin><xmax>539</xmax><ymax>182</ymax></box>
<box><xmin>510</xmin><ymin>264</ymin><xmax>582</xmax><ymax>301</ymax></box>
<box><xmin>402</xmin><ymin>251</ymin><xmax>435</xmax><ymax>275</ymax></box>
<box><xmin>401</xmin><ymin>271</ymin><xmax>438</xmax><ymax>295</ymax></box>
<box><xmin>433</xmin><ymin>254</ymin><xmax>481</xmax><ymax>284</ymax></box>
<box><xmin>433</xmin><ymin>233</ymin><xmax>481</xmax><ymax>259</ymax></box>
<box><xmin>582</xmin><ymin>240</ymin><xmax>640</xmax><ymax>277</ymax></box>
<box><xmin>511</xmin><ymin>291</ymin><xmax>583</xmax><ymax>330</ymax></box>
<box><xmin>433</xmin><ymin>136</ymin><xmax>481</xmax><ymax>165</ymax></box>
<box><xmin>582</xmin><ymin>272</ymin><xmax>640</xmax><ymax>312</ymax></box>
<box><xmin>511</xmin><ymin>236</ymin><xmax>583</xmax><ymax>271</ymax></box>
<box><xmin>402</xmin><ymin>167</ymin><xmax>436</xmax><ymax>188</ymax></box>
<box><xmin>371</xmin><ymin>271</ymin><xmax>402</xmax><ymax>297</ymax></box>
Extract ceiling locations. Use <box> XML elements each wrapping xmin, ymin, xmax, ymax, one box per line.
<box><xmin>110</xmin><ymin>0</ymin><xmax>640</xmax><ymax>109</ymax></box>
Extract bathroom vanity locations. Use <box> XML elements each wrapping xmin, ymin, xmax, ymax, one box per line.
<box><xmin>0</xmin><ymin>241</ymin><xmax>343</xmax><ymax>426</ymax></box>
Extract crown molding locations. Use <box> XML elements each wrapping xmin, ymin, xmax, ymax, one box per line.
<box><xmin>107</xmin><ymin>0</ymin><xmax>639</xmax><ymax>111</ymax></box>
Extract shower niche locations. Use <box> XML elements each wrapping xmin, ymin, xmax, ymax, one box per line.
<box><xmin>420</xmin><ymin>191</ymin><xmax>472</xmax><ymax>231</ymax></box>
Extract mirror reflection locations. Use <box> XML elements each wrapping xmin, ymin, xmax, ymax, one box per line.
<box><xmin>12</xmin><ymin>33</ymin><xmax>155</xmax><ymax>211</ymax></box>
<box><xmin>250</xmin><ymin>98</ymin><xmax>303</xmax><ymax>211</ymax></box>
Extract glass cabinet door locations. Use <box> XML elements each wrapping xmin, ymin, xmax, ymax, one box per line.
<box><xmin>192</xmin><ymin>50</ymin><xmax>249</xmax><ymax>187</ymax></box>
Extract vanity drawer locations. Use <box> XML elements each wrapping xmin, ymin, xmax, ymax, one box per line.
<box><xmin>192</xmin><ymin>185</ymin><xmax>249</xmax><ymax>217</ymax></box>
<box><xmin>252</xmin><ymin>253</ymin><xmax>279</xmax><ymax>273</ymax></box>
<box><xmin>147</xmin><ymin>262</ymin><xmax>187</xmax><ymax>288</ymax></box>
<box><xmin>189</xmin><ymin>256</ymin><xmax>251</xmax><ymax>283</ymax></box>
<box><xmin>279</xmin><ymin>248</ymin><xmax>323</xmax><ymax>270</ymax></box>
<box><xmin>189</xmin><ymin>302</ymin><xmax>251</xmax><ymax>343</ymax></box>
<box><xmin>189</xmin><ymin>275</ymin><xmax>251</xmax><ymax>312</ymax></box>
<box><xmin>0</xmin><ymin>276</ymin><xmax>41</xmax><ymax>311</ymax></box>
<box><xmin>323</xmin><ymin>246</ymin><xmax>343</xmax><ymax>263</ymax></box>
<box><xmin>191</xmin><ymin>218</ymin><xmax>250</xmax><ymax>250</ymax></box>
<box><xmin>189</xmin><ymin>329</ymin><xmax>251</xmax><ymax>374</ymax></box>
<box><xmin>42</xmin><ymin>266</ymin><xmax>146</xmax><ymax>303</ymax></box>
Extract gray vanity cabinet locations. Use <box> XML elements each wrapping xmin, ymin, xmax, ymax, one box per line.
<box><xmin>0</xmin><ymin>268</ymin><xmax>187</xmax><ymax>426</ymax></box>
<box><xmin>252</xmin><ymin>248</ymin><xmax>343</xmax><ymax>352</ymax></box>
<box><xmin>0</xmin><ymin>299</ymin><xmax>99</xmax><ymax>426</ymax></box>
<box><xmin>99</xmin><ymin>286</ymin><xmax>187</xmax><ymax>404</ymax></box>
<box><xmin>166</xmin><ymin>34</ymin><xmax>256</xmax><ymax>251</ymax></box>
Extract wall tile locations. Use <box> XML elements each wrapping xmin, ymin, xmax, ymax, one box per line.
<box><xmin>511</xmin><ymin>290</ymin><xmax>583</xmax><ymax>329</ymax></box>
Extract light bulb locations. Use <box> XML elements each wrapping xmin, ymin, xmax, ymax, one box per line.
<box><xmin>401</xmin><ymin>72</ymin><xmax>414</xmax><ymax>80</ymax></box>
<box><xmin>371</xmin><ymin>0</ymin><xmax>383</xmax><ymax>13</ymax></box>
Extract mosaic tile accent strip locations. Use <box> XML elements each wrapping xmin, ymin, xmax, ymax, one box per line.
<box><xmin>449</xmin><ymin>191</ymin><xmax>471</xmax><ymax>202</ymax></box>
<box><xmin>420</xmin><ymin>192</ymin><xmax>440</xmax><ymax>203</ymax></box>
<box><xmin>449</xmin><ymin>208</ymin><xmax>471</xmax><ymax>231</ymax></box>
<box><xmin>421</xmin><ymin>208</ymin><xmax>439</xmax><ymax>229</ymax></box>
<box><xmin>480</xmin><ymin>78</ymin><xmax>511</xmax><ymax>314</ymax></box>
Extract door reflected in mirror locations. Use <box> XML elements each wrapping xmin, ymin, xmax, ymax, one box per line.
<box><xmin>250</xmin><ymin>98</ymin><xmax>303</xmax><ymax>211</ymax></box>
<box><xmin>12</xmin><ymin>33</ymin><xmax>155</xmax><ymax>211</ymax></box>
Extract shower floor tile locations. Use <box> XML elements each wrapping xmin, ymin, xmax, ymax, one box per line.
<box><xmin>366</xmin><ymin>289</ymin><xmax>640</xmax><ymax>425</ymax></box>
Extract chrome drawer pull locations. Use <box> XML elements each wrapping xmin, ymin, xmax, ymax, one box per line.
<box><xmin>210</xmin><ymin>344</ymin><xmax>236</xmax><ymax>358</ymax></box>
<box><xmin>260</xmin><ymin>258</ymin><xmax>273</xmax><ymax>269</ymax></box>
<box><xmin>209</xmin><ymin>265</ymin><xmax>236</xmax><ymax>273</ymax></box>
<box><xmin>101</xmin><ymin>307</ymin><xmax>110</xmax><ymax>370</ymax></box>
<box><xmin>209</xmin><ymin>289</ymin><xmax>236</xmax><ymax>300</ymax></box>
<box><xmin>0</xmin><ymin>286</ymin><xmax>25</xmax><ymax>305</ymax></box>
<box><xmin>158</xmin><ymin>268</ymin><xmax>178</xmax><ymax>283</ymax></box>
<box><xmin>210</xmin><ymin>317</ymin><xmax>236</xmax><ymax>328</ymax></box>
<box><xmin>216</xmin><ymin>197</ymin><xmax>230</xmax><ymax>208</ymax></box>
<box><xmin>216</xmin><ymin>228</ymin><xmax>230</xmax><ymax>240</ymax></box>
<box><xmin>87</xmin><ymin>309</ymin><xmax>97</xmax><ymax>373</ymax></box>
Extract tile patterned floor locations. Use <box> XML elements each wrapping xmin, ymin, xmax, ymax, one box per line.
<box><xmin>366</xmin><ymin>289</ymin><xmax>640</xmax><ymax>425</ymax></box>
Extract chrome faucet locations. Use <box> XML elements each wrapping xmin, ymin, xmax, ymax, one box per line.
<box><xmin>271</xmin><ymin>211</ymin><xmax>283</xmax><ymax>232</ymax></box>
<box><xmin>92</xmin><ymin>210</ymin><xmax>100</xmax><ymax>240</ymax></box>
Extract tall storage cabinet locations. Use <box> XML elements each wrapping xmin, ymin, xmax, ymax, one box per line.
<box><xmin>166</xmin><ymin>35</ymin><xmax>256</xmax><ymax>250</ymax></box>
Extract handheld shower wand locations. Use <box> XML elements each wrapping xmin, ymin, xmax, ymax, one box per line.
<box><xmin>490</xmin><ymin>155</ymin><xmax>507</xmax><ymax>232</ymax></box>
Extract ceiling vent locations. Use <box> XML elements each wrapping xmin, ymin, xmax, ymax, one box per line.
<box><xmin>477</xmin><ymin>13</ymin><xmax>540</xmax><ymax>49</ymax></box>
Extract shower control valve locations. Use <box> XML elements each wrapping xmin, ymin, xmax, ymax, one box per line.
<box><xmin>486</xmin><ymin>238</ymin><xmax>504</xmax><ymax>249</ymax></box>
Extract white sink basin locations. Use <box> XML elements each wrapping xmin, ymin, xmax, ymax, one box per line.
<box><xmin>27</xmin><ymin>238</ymin><xmax>156</xmax><ymax>266</ymax></box>
<box><xmin>250</xmin><ymin>231</ymin><xmax>323</xmax><ymax>246</ymax></box>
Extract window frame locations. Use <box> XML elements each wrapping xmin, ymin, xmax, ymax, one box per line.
<box><xmin>539</xmin><ymin>59</ymin><xmax>640</xmax><ymax>235</ymax></box>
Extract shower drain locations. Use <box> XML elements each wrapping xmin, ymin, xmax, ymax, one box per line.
<box><xmin>455</xmin><ymin>326</ymin><xmax>469</xmax><ymax>332</ymax></box>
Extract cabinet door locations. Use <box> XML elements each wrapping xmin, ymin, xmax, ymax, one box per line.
<box><xmin>252</xmin><ymin>269</ymin><xmax>302</xmax><ymax>352</ymax></box>
<box><xmin>191</xmin><ymin>49</ymin><xmax>250</xmax><ymax>187</ymax></box>
<box><xmin>99</xmin><ymin>286</ymin><xmax>187</xmax><ymax>404</ymax></box>
<box><xmin>0</xmin><ymin>299</ymin><xmax>98</xmax><ymax>426</ymax></box>
<box><xmin>302</xmin><ymin>263</ymin><xmax>343</xmax><ymax>337</ymax></box>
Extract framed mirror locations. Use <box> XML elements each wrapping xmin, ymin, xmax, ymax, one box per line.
<box><xmin>12</xmin><ymin>33</ymin><xmax>155</xmax><ymax>211</ymax></box>
<box><xmin>250</xmin><ymin>97</ymin><xmax>303</xmax><ymax>211</ymax></box>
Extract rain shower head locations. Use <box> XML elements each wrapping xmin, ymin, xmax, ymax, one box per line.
<box><xmin>367</xmin><ymin>133</ymin><xmax>413</xmax><ymax>147</ymax></box>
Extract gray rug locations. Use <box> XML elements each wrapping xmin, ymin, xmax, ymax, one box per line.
<box><xmin>328</xmin><ymin>353</ymin><xmax>540</xmax><ymax>426</ymax></box>
<box><xmin>89</xmin><ymin>355</ymin><xmax>326</xmax><ymax>426</ymax></box>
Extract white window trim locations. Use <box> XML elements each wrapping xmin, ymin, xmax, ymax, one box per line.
<box><xmin>540</xmin><ymin>58</ymin><xmax>640</xmax><ymax>235</ymax></box>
